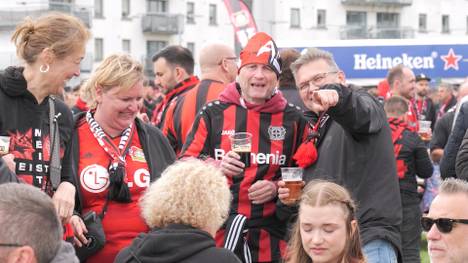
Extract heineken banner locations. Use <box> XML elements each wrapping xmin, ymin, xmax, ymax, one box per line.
<box><xmin>294</xmin><ymin>44</ymin><xmax>468</xmax><ymax>79</ymax></box>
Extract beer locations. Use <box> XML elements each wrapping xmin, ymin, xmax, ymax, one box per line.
<box><xmin>232</xmin><ymin>144</ymin><xmax>251</xmax><ymax>167</ymax></box>
<box><xmin>284</xmin><ymin>180</ymin><xmax>303</xmax><ymax>202</ymax></box>
<box><xmin>230</xmin><ymin>132</ymin><xmax>253</xmax><ymax>168</ymax></box>
<box><xmin>281</xmin><ymin>167</ymin><xmax>303</xmax><ymax>203</ymax></box>
<box><xmin>0</xmin><ymin>136</ymin><xmax>10</xmax><ymax>156</ymax></box>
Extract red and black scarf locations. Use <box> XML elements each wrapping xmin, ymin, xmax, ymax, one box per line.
<box><xmin>388</xmin><ymin>117</ymin><xmax>408</xmax><ymax>179</ymax></box>
<box><xmin>151</xmin><ymin>76</ymin><xmax>199</xmax><ymax>126</ymax></box>
<box><xmin>86</xmin><ymin>111</ymin><xmax>135</xmax><ymax>202</ymax></box>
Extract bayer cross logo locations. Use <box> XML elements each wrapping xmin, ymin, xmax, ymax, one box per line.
<box><xmin>268</xmin><ymin>126</ymin><xmax>286</xmax><ymax>141</ymax></box>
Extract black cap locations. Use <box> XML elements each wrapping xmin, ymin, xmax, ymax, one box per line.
<box><xmin>415</xmin><ymin>73</ymin><xmax>431</xmax><ymax>82</ymax></box>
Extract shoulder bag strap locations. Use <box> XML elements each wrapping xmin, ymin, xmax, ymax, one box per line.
<box><xmin>48</xmin><ymin>96</ymin><xmax>61</xmax><ymax>190</ymax></box>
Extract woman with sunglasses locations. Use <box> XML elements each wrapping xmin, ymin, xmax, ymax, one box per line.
<box><xmin>286</xmin><ymin>180</ymin><xmax>366</xmax><ymax>263</ymax></box>
<box><xmin>421</xmin><ymin>178</ymin><xmax>468</xmax><ymax>263</ymax></box>
<box><xmin>68</xmin><ymin>54</ymin><xmax>175</xmax><ymax>262</ymax></box>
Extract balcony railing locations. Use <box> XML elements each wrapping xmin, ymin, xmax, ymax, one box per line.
<box><xmin>142</xmin><ymin>13</ymin><xmax>184</xmax><ymax>35</ymax></box>
<box><xmin>340</xmin><ymin>26</ymin><xmax>415</xmax><ymax>39</ymax></box>
<box><xmin>341</xmin><ymin>0</ymin><xmax>412</xmax><ymax>6</ymax></box>
<box><xmin>0</xmin><ymin>2</ymin><xmax>91</xmax><ymax>30</ymax></box>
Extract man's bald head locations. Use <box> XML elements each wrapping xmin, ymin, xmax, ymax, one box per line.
<box><xmin>199</xmin><ymin>43</ymin><xmax>237</xmax><ymax>83</ymax></box>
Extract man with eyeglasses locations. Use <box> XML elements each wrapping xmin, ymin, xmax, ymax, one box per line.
<box><xmin>290</xmin><ymin>47</ymin><xmax>403</xmax><ymax>263</ymax></box>
<box><xmin>0</xmin><ymin>183</ymin><xmax>78</xmax><ymax>262</ymax></box>
<box><xmin>422</xmin><ymin>178</ymin><xmax>468</xmax><ymax>263</ymax></box>
<box><xmin>161</xmin><ymin>43</ymin><xmax>238</xmax><ymax>154</ymax></box>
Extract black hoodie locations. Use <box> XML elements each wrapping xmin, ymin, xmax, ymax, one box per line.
<box><xmin>0</xmin><ymin>66</ymin><xmax>74</xmax><ymax>188</ymax></box>
<box><xmin>114</xmin><ymin>224</ymin><xmax>241</xmax><ymax>263</ymax></box>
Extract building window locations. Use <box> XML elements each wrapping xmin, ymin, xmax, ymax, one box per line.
<box><xmin>147</xmin><ymin>40</ymin><xmax>167</xmax><ymax>57</ymax></box>
<box><xmin>419</xmin><ymin>13</ymin><xmax>427</xmax><ymax>32</ymax></box>
<box><xmin>345</xmin><ymin>11</ymin><xmax>367</xmax><ymax>39</ymax></box>
<box><xmin>122</xmin><ymin>39</ymin><xmax>131</xmax><ymax>53</ymax></box>
<box><xmin>209</xmin><ymin>4</ymin><xmax>217</xmax><ymax>25</ymax></box>
<box><xmin>290</xmin><ymin>8</ymin><xmax>300</xmax><ymax>28</ymax></box>
<box><xmin>147</xmin><ymin>0</ymin><xmax>167</xmax><ymax>13</ymax></box>
<box><xmin>442</xmin><ymin>15</ymin><xmax>450</xmax><ymax>33</ymax></box>
<box><xmin>94</xmin><ymin>0</ymin><xmax>103</xmax><ymax>18</ymax></box>
<box><xmin>122</xmin><ymin>0</ymin><xmax>130</xmax><ymax>18</ymax></box>
<box><xmin>94</xmin><ymin>38</ymin><xmax>103</xmax><ymax>62</ymax></box>
<box><xmin>317</xmin><ymin>9</ymin><xmax>326</xmax><ymax>28</ymax></box>
<box><xmin>187</xmin><ymin>2</ymin><xmax>195</xmax><ymax>24</ymax></box>
<box><xmin>187</xmin><ymin>42</ymin><xmax>195</xmax><ymax>55</ymax></box>
<box><xmin>146</xmin><ymin>40</ymin><xmax>167</xmax><ymax>75</ymax></box>
<box><xmin>377</xmin><ymin>12</ymin><xmax>400</xmax><ymax>38</ymax></box>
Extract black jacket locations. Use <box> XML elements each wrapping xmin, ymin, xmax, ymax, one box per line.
<box><xmin>114</xmin><ymin>224</ymin><xmax>241</xmax><ymax>263</ymax></box>
<box><xmin>441</xmin><ymin>102</ymin><xmax>468</xmax><ymax>179</ymax></box>
<box><xmin>303</xmin><ymin>84</ymin><xmax>403</xmax><ymax>261</ymax></box>
<box><xmin>389</xmin><ymin>118</ymin><xmax>433</xmax><ymax>205</ymax></box>
<box><xmin>0</xmin><ymin>66</ymin><xmax>74</xmax><ymax>186</ymax></box>
<box><xmin>455</xmin><ymin>127</ymin><xmax>468</xmax><ymax>180</ymax></box>
<box><xmin>430</xmin><ymin>110</ymin><xmax>455</xmax><ymax>152</ymax></box>
<box><xmin>69</xmin><ymin>113</ymin><xmax>176</xmax><ymax>213</ymax></box>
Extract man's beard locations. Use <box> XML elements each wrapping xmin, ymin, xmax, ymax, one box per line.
<box><xmin>417</xmin><ymin>91</ymin><xmax>427</xmax><ymax>97</ymax></box>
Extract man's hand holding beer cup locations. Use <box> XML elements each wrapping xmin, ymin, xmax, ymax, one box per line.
<box><xmin>220</xmin><ymin>150</ymin><xmax>245</xmax><ymax>176</ymax></box>
<box><xmin>278</xmin><ymin>167</ymin><xmax>305</xmax><ymax>206</ymax></box>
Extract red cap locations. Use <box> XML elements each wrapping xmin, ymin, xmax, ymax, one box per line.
<box><xmin>239</xmin><ymin>32</ymin><xmax>282</xmax><ymax>77</ymax></box>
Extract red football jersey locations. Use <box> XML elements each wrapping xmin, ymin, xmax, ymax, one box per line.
<box><xmin>77</xmin><ymin>121</ymin><xmax>150</xmax><ymax>263</ymax></box>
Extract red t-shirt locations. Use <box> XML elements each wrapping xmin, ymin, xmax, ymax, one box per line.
<box><xmin>77</xmin><ymin>121</ymin><xmax>149</xmax><ymax>262</ymax></box>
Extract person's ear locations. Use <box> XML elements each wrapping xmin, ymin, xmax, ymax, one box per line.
<box><xmin>220</xmin><ymin>59</ymin><xmax>229</xmax><ymax>72</ymax></box>
<box><xmin>39</xmin><ymin>48</ymin><xmax>55</xmax><ymax>65</ymax></box>
<box><xmin>174</xmin><ymin>66</ymin><xmax>185</xmax><ymax>81</ymax></box>
<box><xmin>350</xmin><ymin>219</ymin><xmax>358</xmax><ymax>235</ymax></box>
<box><xmin>95</xmin><ymin>85</ymin><xmax>104</xmax><ymax>105</ymax></box>
<box><xmin>6</xmin><ymin>246</ymin><xmax>36</xmax><ymax>263</ymax></box>
<box><xmin>337</xmin><ymin>71</ymin><xmax>346</xmax><ymax>85</ymax></box>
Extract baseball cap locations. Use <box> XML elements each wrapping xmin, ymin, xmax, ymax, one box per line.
<box><xmin>415</xmin><ymin>73</ymin><xmax>431</xmax><ymax>82</ymax></box>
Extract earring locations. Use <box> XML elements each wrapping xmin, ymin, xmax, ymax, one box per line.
<box><xmin>39</xmin><ymin>64</ymin><xmax>50</xmax><ymax>73</ymax></box>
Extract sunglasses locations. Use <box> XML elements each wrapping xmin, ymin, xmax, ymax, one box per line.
<box><xmin>421</xmin><ymin>217</ymin><xmax>468</xmax><ymax>233</ymax></box>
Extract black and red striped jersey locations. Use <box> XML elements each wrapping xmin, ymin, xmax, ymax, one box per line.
<box><xmin>151</xmin><ymin>76</ymin><xmax>199</xmax><ymax>127</ymax></box>
<box><xmin>181</xmin><ymin>83</ymin><xmax>309</xmax><ymax>262</ymax></box>
<box><xmin>162</xmin><ymin>79</ymin><xmax>226</xmax><ymax>154</ymax></box>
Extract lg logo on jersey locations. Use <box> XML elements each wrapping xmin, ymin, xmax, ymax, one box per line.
<box><xmin>80</xmin><ymin>164</ymin><xmax>150</xmax><ymax>193</ymax></box>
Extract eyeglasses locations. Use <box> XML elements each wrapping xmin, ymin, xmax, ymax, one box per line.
<box><xmin>298</xmin><ymin>71</ymin><xmax>338</xmax><ymax>92</ymax></box>
<box><xmin>0</xmin><ymin>243</ymin><xmax>23</xmax><ymax>248</ymax></box>
<box><xmin>218</xmin><ymin>57</ymin><xmax>238</xmax><ymax>65</ymax></box>
<box><xmin>421</xmin><ymin>217</ymin><xmax>468</xmax><ymax>233</ymax></box>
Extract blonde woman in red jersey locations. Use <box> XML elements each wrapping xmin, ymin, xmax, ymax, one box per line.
<box><xmin>68</xmin><ymin>54</ymin><xmax>175</xmax><ymax>262</ymax></box>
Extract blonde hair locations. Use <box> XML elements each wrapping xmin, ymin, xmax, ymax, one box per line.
<box><xmin>11</xmin><ymin>12</ymin><xmax>90</xmax><ymax>64</ymax></box>
<box><xmin>140</xmin><ymin>158</ymin><xmax>231</xmax><ymax>231</ymax></box>
<box><xmin>288</xmin><ymin>180</ymin><xmax>365</xmax><ymax>263</ymax></box>
<box><xmin>81</xmin><ymin>53</ymin><xmax>144</xmax><ymax>108</ymax></box>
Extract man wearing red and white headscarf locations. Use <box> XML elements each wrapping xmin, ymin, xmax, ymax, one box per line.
<box><xmin>181</xmin><ymin>32</ymin><xmax>309</xmax><ymax>263</ymax></box>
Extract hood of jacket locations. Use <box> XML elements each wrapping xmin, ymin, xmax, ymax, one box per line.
<box><xmin>119</xmin><ymin>224</ymin><xmax>217</xmax><ymax>262</ymax></box>
<box><xmin>219</xmin><ymin>82</ymin><xmax>287</xmax><ymax>113</ymax></box>
<box><xmin>50</xmin><ymin>241</ymin><xmax>79</xmax><ymax>263</ymax></box>
<box><xmin>0</xmin><ymin>66</ymin><xmax>30</xmax><ymax>98</ymax></box>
